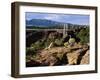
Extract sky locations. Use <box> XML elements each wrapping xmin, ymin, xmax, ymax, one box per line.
<box><xmin>26</xmin><ymin>12</ymin><xmax>89</xmax><ymax>25</ymax></box>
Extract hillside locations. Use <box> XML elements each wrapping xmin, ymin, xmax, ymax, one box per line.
<box><xmin>26</xmin><ymin>19</ymin><xmax>89</xmax><ymax>29</ymax></box>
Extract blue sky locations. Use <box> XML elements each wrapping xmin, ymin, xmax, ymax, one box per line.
<box><xmin>26</xmin><ymin>12</ymin><xmax>89</xmax><ymax>25</ymax></box>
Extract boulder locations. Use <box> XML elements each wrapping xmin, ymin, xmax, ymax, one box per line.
<box><xmin>67</xmin><ymin>49</ymin><xmax>81</xmax><ymax>65</ymax></box>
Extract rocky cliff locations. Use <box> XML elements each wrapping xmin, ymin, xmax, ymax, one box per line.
<box><xmin>26</xmin><ymin>43</ymin><xmax>89</xmax><ymax>67</ymax></box>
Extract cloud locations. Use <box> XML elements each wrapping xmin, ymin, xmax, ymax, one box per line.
<box><xmin>43</xmin><ymin>14</ymin><xmax>61</xmax><ymax>21</ymax></box>
<box><xmin>43</xmin><ymin>14</ymin><xmax>74</xmax><ymax>23</ymax></box>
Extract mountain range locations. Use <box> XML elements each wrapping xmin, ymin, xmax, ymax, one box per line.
<box><xmin>26</xmin><ymin>19</ymin><xmax>67</xmax><ymax>27</ymax></box>
<box><xmin>26</xmin><ymin>19</ymin><xmax>88</xmax><ymax>29</ymax></box>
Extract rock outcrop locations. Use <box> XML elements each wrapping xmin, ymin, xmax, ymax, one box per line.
<box><xmin>80</xmin><ymin>50</ymin><xmax>89</xmax><ymax>64</ymax></box>
<box><xmin>26</xmin><ymin>43</ymin><xmax>89</xmax><ymax>67</ymax></box>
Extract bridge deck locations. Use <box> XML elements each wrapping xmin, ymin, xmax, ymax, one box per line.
<box><xmin>26</xmin><ymin>29</ymin><xmax>74</xmax><ymax>31</ymax></box>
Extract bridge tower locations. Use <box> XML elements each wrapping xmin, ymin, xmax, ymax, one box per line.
<box><xmin>63</xmin><ymin>24</ymin><xmax>68</xmax><ymax>37</ymax></box>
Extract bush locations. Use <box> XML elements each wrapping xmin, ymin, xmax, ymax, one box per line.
<box><xmin>64</xmin><ymin>42</ymin><xmax>69</xmax><ymax>47</ymax></box>
<box><xmin>69</xmin><ymin>38</ymin><xmax>75</xmax><ymax>44</ymax></box>
<box><xmin>68</xmin><ymin>38</ymin><xmax>75</xmax><ymax>46</ymax></box>
<box><xmin>54</xmin><ymin>39</ymin><xmax>63</xmax><ymax>46</ymax></box>
<box><xmin>26</xmin><ymin>54</ymin><xmax>37</xmax><ymax>63</ymax></box>
<box><xmin>26</xmin><ymin>47</ymin><xmax>36</xmax><ymax>55</ymax></box>
<box><xmin>44</xmin><ymin>38</ymin><xmax>52</xmax><ymax>47</ymax></box>
<box><xmin>32</xmin><ymin>40</ymin><xmax>45</xmax><ymax>50</ymax></box>
<box><xmin>31</xmin><ymin>43</ymin><xmax>40</xmax><ymax>50</ymax></box>
<box><xmin>77</xmin><ymin>28</ymin><xmax>89</xmax><ymax>44</ymax></box>
<box><xmin>26</xmin><ymin>40</ymin><xmax>45</xmax><ymax>55</ymax></box>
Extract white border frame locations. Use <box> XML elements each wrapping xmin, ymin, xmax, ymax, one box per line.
<box><xmin>19</xmin><ymin>5</ymin><xmax>96</xmax><ymax>75</ymax></box>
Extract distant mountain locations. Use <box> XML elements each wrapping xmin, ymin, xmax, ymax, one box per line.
<box><xmin>26</xmin><ymin>19</ymin><xmax>89</xmax><ymax>29</ymax></box>
<box><xmin>26</xmin><ymin>19</ymin><xmax>65</xmax><ymax>27</ymax></box>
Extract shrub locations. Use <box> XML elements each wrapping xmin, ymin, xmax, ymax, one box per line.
<box><xmin>54</xmin><ymin>39</ymin><xmax>63</xmax><ymax>46</ymax></box>
<box><xmin>68</xmin><ymin>38</ymin><xmax>76</xmax><ymax>46</ymax></box>
<box><xmin>77</xmin><ymin>27</ymin><xmax>89</xmax><ymax>44</ymax></box>
<box><xmin>32</xmin><ymin>40</ymin><xmax>44</xmax><ymax>50</ymax></box>
<box><xmin>26</xmin><ymin>40</ymin><xmax>45</xmax><ymax>55</ymax></box>
<box><xmin>44</xmin><ymin>38</ymin><xmax>52</xmax><ymax>47</ymax></box>
<box><xmin>26</xmin><ymin>47</ymin><xmax>36</xmax><ymax>55</ymax></box>
<box><xmin>69</xmin><ymin>38</ymin><xmax>75</xmax><ymax>44</ymax></box>
<box><xmin>31</xmin><ymin>43</ymin><xmax>39</xmax><ymax>50</ymax></box>
<box><xmin>26</xmin><ymin>54</ymin><xmax>37</xmax><ymax>63</ymax></box>
<box><xmin>64</xmin><ymin>42</ymin><xmax>69</xmax><ymax>47</ymax></box>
